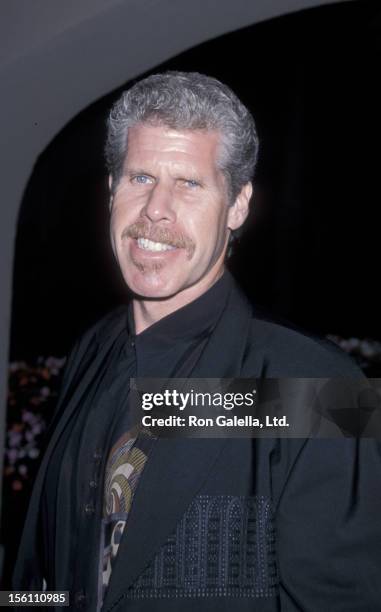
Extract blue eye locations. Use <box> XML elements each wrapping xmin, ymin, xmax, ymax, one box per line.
<box><xmin>184</xmin><ymin>179</ymin><xmax>200</xmax><ymax>188</ymax></box>
<box><xmin>132</xmin><ymin>175</ymin><xmax>152</xmax><ymax>184</ymax></box>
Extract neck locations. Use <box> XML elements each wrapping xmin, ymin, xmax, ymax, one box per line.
<box><xmin>133</xmin><ymin>267</ymin><xmax>225</xmax><ymax>334</ymax></box>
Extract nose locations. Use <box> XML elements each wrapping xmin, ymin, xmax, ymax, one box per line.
<box><xmin>140</xmin><ymin>182</ymin><xmax>176</xmax><ymax>223</ymax></box>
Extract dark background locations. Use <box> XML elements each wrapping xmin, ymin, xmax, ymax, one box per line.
<box><xmin>9</xmin><ymin>0</ymin><xmax>381</xmax><ymax>361</ymax></box>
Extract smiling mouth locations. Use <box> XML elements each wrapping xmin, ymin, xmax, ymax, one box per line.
<box><xmin>136</xmin><ymin>238</ymin><xmax>177</xmax><ymax>253</ymax></box>
<box><xmin>123</xmin><ymin>220</ymin><xmax>196</xmax><ymax>259</ymax></box>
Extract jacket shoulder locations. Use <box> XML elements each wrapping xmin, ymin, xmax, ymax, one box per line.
<box><xmin>59</xmin><ymin>306</ymin><xmax>128</xmax><ymax>387</ymax></box>
<box><xmin>248</xmin><ymin>316</ymin><xmax>362</xmax><ymax>377</ymax></box>
<box><xmin>76</xmin><ymin>305</ymin><xmax>128</xmax><ymax>349</ymax></box>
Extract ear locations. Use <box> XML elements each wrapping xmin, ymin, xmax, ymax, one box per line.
<box><xmin>227</xmin><ymin>182</ymin><xmax>253</xmax><ymax>231</ymax></box>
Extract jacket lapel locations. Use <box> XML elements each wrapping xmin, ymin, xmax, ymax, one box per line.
<box><xmin>103</xmin><ymin>280</ymin><xmax>265</xmax><ymax>609</ymax></box>
<box><xmin>102</xmin><ymin>436</ymin><xmax>228</xmax><ymax>611</ymax></box>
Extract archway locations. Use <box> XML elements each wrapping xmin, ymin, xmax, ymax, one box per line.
<box><xmin>2</xmin><ymin>0</ymin><xmax>380</xmax><ymax>584</ymax></box>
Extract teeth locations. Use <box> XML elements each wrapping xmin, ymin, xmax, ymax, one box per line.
<box><xmin>137</xmin><ymin>238</ymin><xmax>176</xmax><ymax>252</ymax></box>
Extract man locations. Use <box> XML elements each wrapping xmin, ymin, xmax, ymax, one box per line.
<box><xmin>14</xmin><ymin>72</ymin><xmax>380</xmax><ymax>611</ymax></box>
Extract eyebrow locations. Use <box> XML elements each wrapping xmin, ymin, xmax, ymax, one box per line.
<box><xmin>176</xmin><ymin>175</ymin><xmax>205</xmax><ymax>185</ymax></box>
<box><xmin>124</xmin><ymin>168</ymin><xmax>154</xmax><ymax>177</ymax></box>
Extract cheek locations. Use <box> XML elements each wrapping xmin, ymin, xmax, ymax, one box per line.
<box><xmin>207</xmin><ymin>206</ymin><xmax>229</xmax><ymax>244</ymax></box>
<box><xmin>109</xmin><ymin>209</ymin><xmax>126</xmax><ymax>255</ymax></box>
<box><xmin>110</xmin><ymin>204</ymin><xmax>127</xmax><ymax>235</ymax></box>
<box><xmin>190</xmin><ymin>217</ymin><xmax>226</xmax><ymax>264</ymax></box>
<box><xmin>109</xmin><ymin>219</ymin><xmax>118</xmax><ymax>260</ymax></box>
<box><xmin>109</xmin><ymin>213</ymin><xmax>118</xmax><ymax>243</ymax></box>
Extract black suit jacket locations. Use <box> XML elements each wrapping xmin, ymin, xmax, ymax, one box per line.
<box><xmin>13</xmin><ymin>278</ymin><xmax>381</xmax><ymax>611</ymax></box>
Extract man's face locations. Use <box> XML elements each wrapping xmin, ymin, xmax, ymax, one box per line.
<box><xmin>110</xmin><ymin>123</ymin><xmax>250</xmax><ymax>303</ymax></box>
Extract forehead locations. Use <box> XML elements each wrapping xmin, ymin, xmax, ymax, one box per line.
<box><xmin>125</xmin><ymin>123</ymin><xmax>222</xmax><ymax>168</ymax></box>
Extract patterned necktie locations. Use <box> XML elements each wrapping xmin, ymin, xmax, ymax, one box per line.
<box><xmin>100</xmin><ymin>427</ymin><xmax>156</xmax><ymax>606</ymax></box>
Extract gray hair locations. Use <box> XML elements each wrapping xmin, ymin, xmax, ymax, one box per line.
<box><xmin>105</xmin><ymin>71</ymin><xmax>259</xmax><ymax>203</ymax></box>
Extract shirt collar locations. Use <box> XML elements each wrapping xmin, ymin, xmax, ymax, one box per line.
<box><xmin>127</xmin><ymin>271</ymin><xmax>233</xmax><ymax>349</ymax></box>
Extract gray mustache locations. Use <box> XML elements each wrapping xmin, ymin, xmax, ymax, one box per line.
<box><xmin>122</xmin><ymin>221</ymin><xmax>196</xmax><ymax>256</ymax></box>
